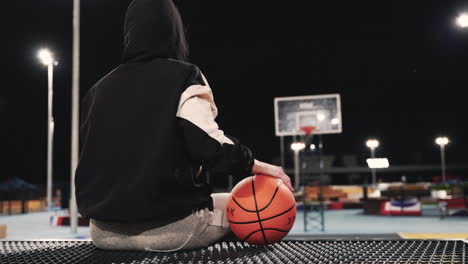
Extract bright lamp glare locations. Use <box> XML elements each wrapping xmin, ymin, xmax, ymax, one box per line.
<box><xmin>457</xmin><ymin>13</ymin><xmax>468</xmax><ymax>28</ymax></box>
<box><xmin>310</xmin><ymin>144</ymin><xmax>316</xmax><ymax>150</ymax></box>
<box><xmin>331</xmin><ymin>118</ymin><xmax>340</xmax><ymax>125</ymax></box>
<box><xmin>291</xmin><ymin>142</ymin><xmax>306</xmax><ymax>151</ymax></box>
<box><xmin>435</xmin><ymin>137</ymin><xmax>449</xmax><ymax>146</ymax></box>
<box><xmin>38</xmin><ymin>49</ymin><xmax>54</xmax><ymax>66</ymax></box>
<box><xmin>366</xmin><ymin>139</ymin><xmax>379</xmax><ymax>149</ymax></box>
<box><xmin>317</xmin><ymin>113</ymin><xmax>325</xmax><ymax>121</ymax></box>
<box><xmin>366</xmin><ymin>158</ymin><xmax>389</xmax><ymax>169</ymax></box>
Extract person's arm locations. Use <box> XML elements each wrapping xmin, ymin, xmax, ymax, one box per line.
<box><xmin>176</xmin><ymin>71</ymin><xmax>293</xmax><ymax>191</ymax></box>
<box><xmin>176</xmin><ymin>81</ymin><xmax>253</xmax><ymax>179</ymax></box>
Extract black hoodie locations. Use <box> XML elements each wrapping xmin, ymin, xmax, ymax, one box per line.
<box><xmin>75</xmin><ymin>0</ymin><xmax>253</xmax><ymax>222</ymax></box>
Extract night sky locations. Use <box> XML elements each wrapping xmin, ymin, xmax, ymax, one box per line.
<box><xmin>2</xmin><ymin>0</ymin><xmax>468</xmax><ymax>184</ymax></box>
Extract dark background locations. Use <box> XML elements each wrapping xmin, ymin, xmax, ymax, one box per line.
<box><xmin>2</xmin><ymin>0</ymin><xmax>468</xmax><ymax>184</ymax></box>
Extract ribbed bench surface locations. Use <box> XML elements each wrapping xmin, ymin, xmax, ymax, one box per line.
<box><xmin>1</xmin><ymin>240</ymin><xmax>466</xmax><ymax>263</ymax></box>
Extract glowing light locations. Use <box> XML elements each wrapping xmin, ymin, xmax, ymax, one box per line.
<box><xmin>369</xmin><ymin>190</ymin><xmax>381</xmax><ymax>198</ymax></box>
<box><xmin>366</xmin><ymin>139</ymin><xmax>379</xmax><ymax>149</ymax></box>
<box><xmin>366</xmin><ymin>158</ymin><xmax>389</xmax><ymax>169</ymax></box>
<box><xmin>38</xmin><ymin>49</ymin><xmax>55</xmax><ymax>66</ymax></box>
<box><xmin>331</xmin><ymin>118</ymin><xmax>340</xmax><ymax>125</ymax></box>
<box><xmin>457</xmin><ymin>13</ymin><xmax>468</xmax><ymax>28</ymax></box>
<box><xmin>317</xmin><ymin>113</ymin><xmax>325</xmax><ymax>121</ymax></box>
<box><xmin>291</xmin><ymin>142</ymin><xmax>306</xmax><ymax>151</ymax></box>
<box><xmin>431</xmin><ymin>190</ymin><xmax>448</xmax><ymax>199</ymax></box>
<box><xmin>435</xmin><ymin>137</ymin><xmax>449</xmax><ymax>146</ymax></box>
<box><xmin>310</xmin><ymin>144</ymin><xmax>316</xmax><ymax>150</ymax></box>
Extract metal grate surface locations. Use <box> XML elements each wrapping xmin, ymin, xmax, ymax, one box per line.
<box><xmin>1</xmin><ymin>240</ymin><xmax>466</xmax><ymax>264</ymax></box>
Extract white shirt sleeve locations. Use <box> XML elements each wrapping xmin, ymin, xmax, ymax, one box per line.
<box><xmin>176</xmin><ymin>77</ymin><xmax>234</xmax><ymax>146</ymax></box>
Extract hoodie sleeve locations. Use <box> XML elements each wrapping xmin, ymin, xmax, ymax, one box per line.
<box><xmin>176</xmin><ymin>71</ymin><xmax>254</xmax><ymax>179</ymax></box>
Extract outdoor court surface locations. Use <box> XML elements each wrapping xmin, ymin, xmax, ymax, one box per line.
<box><xmin>2</xmin><ymin>208</ymin><xmax>468</xmax><ymax>240</ymax></box>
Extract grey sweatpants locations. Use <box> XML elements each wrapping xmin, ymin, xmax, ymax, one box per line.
<box><xmin>89</xmin><ymin>193</ymin><xmax>231</xmax><ymax>251</ymax></box>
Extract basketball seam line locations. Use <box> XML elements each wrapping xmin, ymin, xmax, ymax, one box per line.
<box><xmin>251</xmin><ymin>176</ymin><xmax>268</xmax><ymax>244</ymax></box>
<box><xmin>242</xmin><ymin>228</ymin><xmax>289</xmax><ymax>243</ymax></box>
<box><xmin>228</xmin><ymin>205</ymin><xmax>296</xmax><ymax>225</ymax></box>
<box><xmin>231</xmin><ymin>182</ymin><xmax>281</xmax><ymax>213</ymax></box>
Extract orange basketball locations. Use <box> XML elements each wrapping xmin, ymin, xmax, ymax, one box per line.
<box><xmin>226</xmin><ymin>175</ymin><xmax>297</xmax><ymax>245</ymax></box>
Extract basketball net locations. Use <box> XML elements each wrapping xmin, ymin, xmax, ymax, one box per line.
<box><xmin>299</xmin><ymin>126</ymin><xmax>316</xmax><ymax>148</ymax></box>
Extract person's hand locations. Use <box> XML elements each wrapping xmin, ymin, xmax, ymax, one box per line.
<box><xmin>251</xmin><ymin>159</ymin><xmax>294</xmax><ymax>192</ymax></box>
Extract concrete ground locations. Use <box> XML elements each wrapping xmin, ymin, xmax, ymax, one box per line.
<box><xmin>0</xmin><ymin>210</ymin><xmax>89</xmax><ymax>240</ymax></box>
<box><xmin>290</xmin><ymin>207</ymin><xmax>468</xmax><ymax>235</ymax></box>
<box><xmin>1</xmin><ymin>206</ymin><xmax>467</xmax><ymax>241</ymax></box>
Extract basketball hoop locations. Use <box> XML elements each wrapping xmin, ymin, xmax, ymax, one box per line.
<box><xmin>300</xmin><ymin>126</ymin><xmax>316</xmax><ymax>135</ymax></box>
<box><xmin>299</xmin><ymin>126</ymin><xmax>316</xmax><ymax>149</ymax></box>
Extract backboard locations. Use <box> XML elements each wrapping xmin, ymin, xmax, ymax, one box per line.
<box><xmin>274</xmin><ymin>94</ymin><xmax>342</xmax><ymax>136</ymax></box>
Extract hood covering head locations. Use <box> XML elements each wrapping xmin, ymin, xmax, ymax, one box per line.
<box><xmin>122</xmin><ymin>0</ymin><xmax>189</xmax><ymax>63</ymax></box>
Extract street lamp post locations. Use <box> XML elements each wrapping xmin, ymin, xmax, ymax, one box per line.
<box><xmin>435</xmin><ymin>137</ymin><xmax>449</xmax><ymax>183</ymax></box>
<box><xmin>291</xmin><ymin>142</ymin><xmax>305</xmax><ymax>190</ymax></box>
<box><xmin>38</xmin><ymin>49</ymin><xmax>58</xmax><ymax>211</ymax></box>
<box><xmin>366</xmin><ymin>139</ymin><xmax>379</xmax><ymax>186</ymax></box>
<box><xmin>70</xmin><ymin>0</ymin><xmax>81</xmax><ymax>234</ymax></box>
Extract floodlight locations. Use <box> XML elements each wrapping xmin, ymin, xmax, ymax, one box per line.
<box><xmin>457</xmin><ymin>13</ymin><xmax>468</xmax><ymax>28</ymax></box>
<box><xmin>435</xmin><ymin>137</ymin><xmax>449</xmax><ymax>146</ymax></box>
<box><xmin>366</xmin><ymin>139</ymin><xmax>379</xmax><ymax>149</ymax></box>
<box><xmin>366</xmin><ymin>158</ymin><xmax>390</xmax><ymax>169</ymax></box>
<box><xmin>291</xmin><ymin>142</ymin><xmax>306</xmax><ymax>151</ymax></box>
<box><xmin>38</xmin><ymin>49</ymin><xmax>54</xmax><ymax>66</ymax></box>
